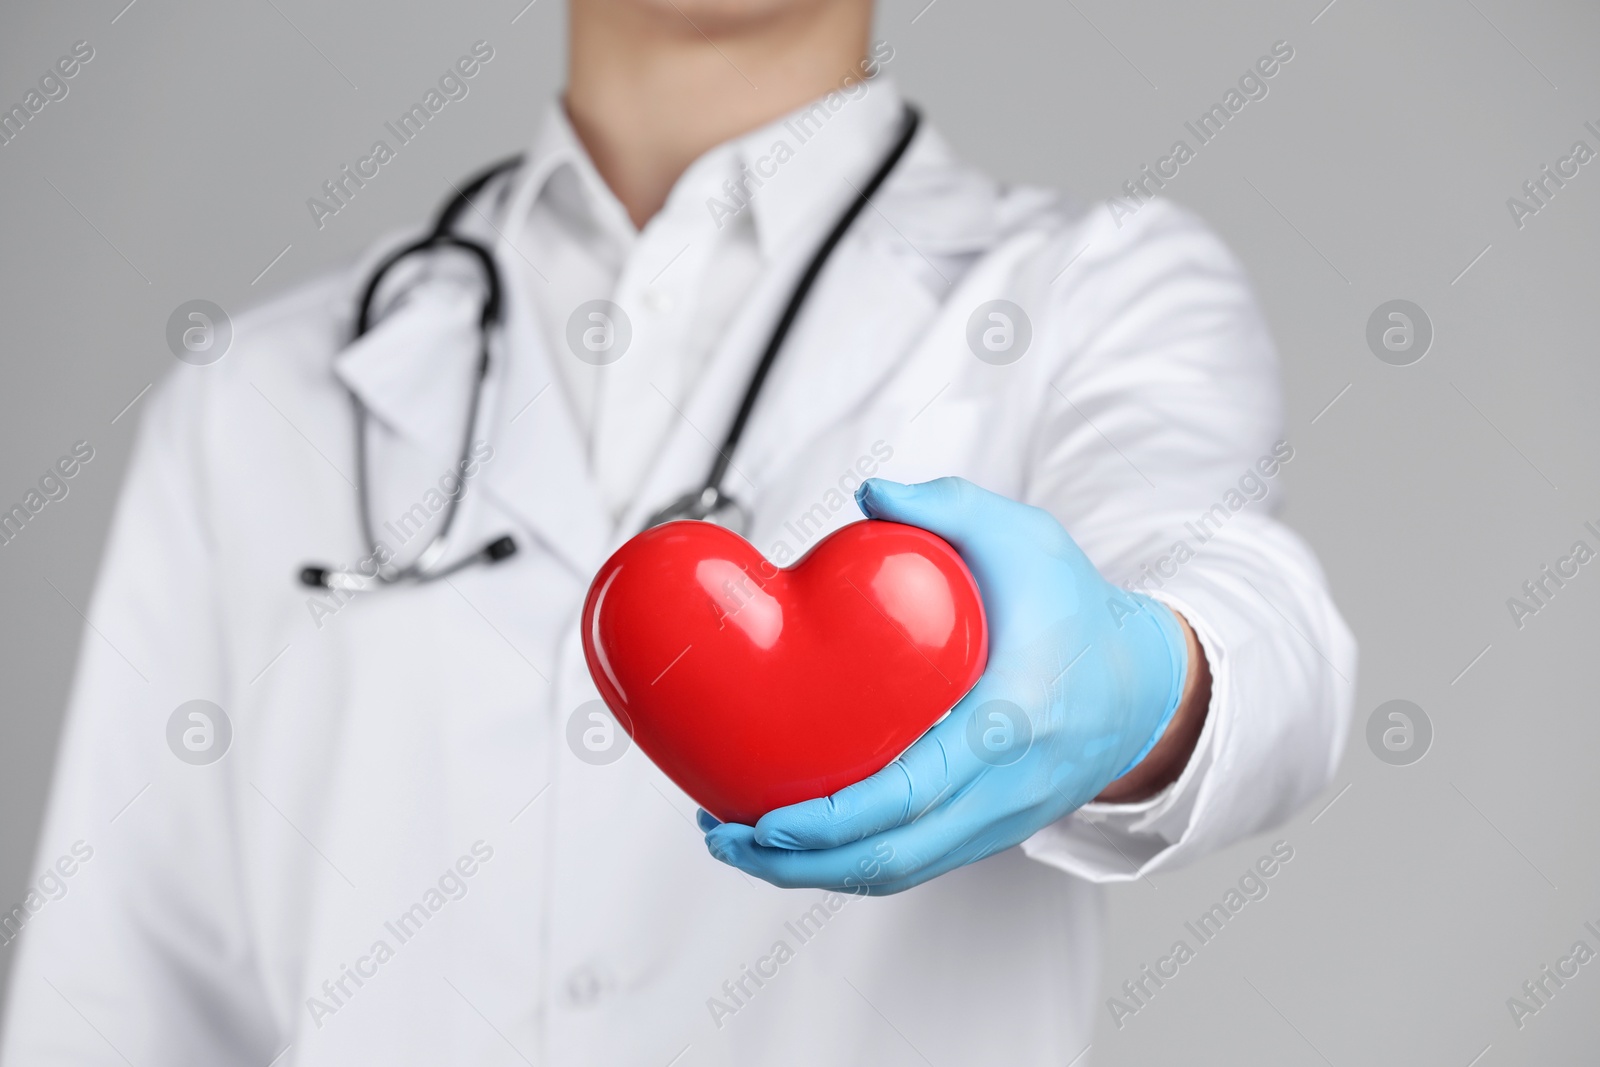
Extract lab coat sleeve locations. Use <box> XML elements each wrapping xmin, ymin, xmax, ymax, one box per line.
<box><xmin>1015</xmin><ymin>198</ymin><xmax>1356</xmax><ymax>881</ymax></box>
<box><xmin>0</xmin><ymin>368</ymin><xmax>278</xmax><ymax>1066</ymax></box>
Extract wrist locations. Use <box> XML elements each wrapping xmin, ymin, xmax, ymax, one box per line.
<box><xmin>1096</xmin><ymin>604</ymin><xmax>1211</xmax><ymax>804</ymax></box>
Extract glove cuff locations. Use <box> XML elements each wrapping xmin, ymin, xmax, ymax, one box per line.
<box><xmin>1109</xmin><ymin>593</ymin><xmax>1189</xmax><ymax>780</ymax></box>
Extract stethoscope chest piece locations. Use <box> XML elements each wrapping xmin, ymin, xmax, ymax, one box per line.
<box><xmin>644</xmin><ymin>484</ymin><xmax>752</xmax><ymax>537</ymax></box>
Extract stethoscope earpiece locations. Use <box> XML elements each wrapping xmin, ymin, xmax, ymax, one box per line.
<box><xmin>482</xmin><ymin>535</ymin><xmax>518</xmax><ymax>562</ymax></box>
<box><xmin>298</xmin><ymin>533</ymin><xmax>519</xmax><ymax>593</ymax></box>
<box><xmin>299</xmin><ymin>566</ymin><xmax>333</xmax><ymax>590</ymax></box>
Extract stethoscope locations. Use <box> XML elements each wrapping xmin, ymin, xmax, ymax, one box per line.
<box><xmin>301</xmin><ymin>102</ymin><xmax>920</xmax><ymax>593</ymax></box>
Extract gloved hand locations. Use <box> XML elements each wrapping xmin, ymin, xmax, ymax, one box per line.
<box><xmin>700</xmin><ymin>476</ymin><xmax>1190</xmax><ymax>895</ymax></box>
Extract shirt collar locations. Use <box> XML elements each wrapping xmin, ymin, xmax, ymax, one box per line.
<box><xmin>504</xmin><ymin>76</ymin><xmax>909</xmax><ymax>260</ymax></box>
<box><xmin>512</xmin><ymin>97</ymin><xmax>638</xmax><ymax>252</ymax></box>
<box><xmin>722</xmin><ymin>75</ymin><xmax>907</xmax><ymax>257</ymax></box>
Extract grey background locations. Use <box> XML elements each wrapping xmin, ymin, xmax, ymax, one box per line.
<box><xmin>1</xmin><ymin>0</ymin><xmax>1596</xmax><ymax>1062</ymax></box>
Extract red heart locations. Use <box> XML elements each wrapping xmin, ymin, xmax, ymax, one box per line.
<box><xmin>581</xmin><ymin>520</ymin><xmax>989</xmax><ymax>825</ymax></box>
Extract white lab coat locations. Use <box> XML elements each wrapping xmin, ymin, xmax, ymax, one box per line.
<box><xmin>0</xmin><ymin>103</ymin><xmax>1354</xmax><ymax>1066</ymax></box>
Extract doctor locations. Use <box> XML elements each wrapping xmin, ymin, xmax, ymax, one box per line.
<box><xmin>2</xmin><ymin>0</ymin><xmax>1354</xmax><ymax>1062</ymax></box>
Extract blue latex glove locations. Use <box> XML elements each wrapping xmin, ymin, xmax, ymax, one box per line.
<box><xmin>700</xmin><ymin>476</ymin><xmax>1189</xmax><ymax>895</ymax></box>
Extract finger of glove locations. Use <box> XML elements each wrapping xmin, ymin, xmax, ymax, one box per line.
<box><xmin>706</xmin><ymin>818</ymin><xmax>942</xmax><ymax>891</ymax></box>
<box><xmin>702</xmin><ymin>822</ymin><xmax>880</xmax><ymax>890</ymax></box>
<box><xmin>711</xmin><ymin>786</ymin><xmax>1032</xmax><ymax>891</ymax></box>
<box><xmin>840</xmin><ymin>806</ymin><xmax>1045</xmax><ymax>896</ymax></box>
<box><xmin>856</xmin><ymin>477</ymin><xmax>1075</xmax><ymax>609</ymax></box>
<box><xmin>854</xmin><ymin>477</ymin><xmax>1008</xmax><ymax>551</ymax></box>
<box><xmin>751</xmin><ymin>714</ymin><xmax>984</xmax><ymax>850</ymax></box>
<box><xmin>696</xmin><ymin>809</ymin><xmax>721</xmax><ymax>833</ymax></box>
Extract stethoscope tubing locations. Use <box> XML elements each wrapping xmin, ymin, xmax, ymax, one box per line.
<box><xmin>302</xmin><ymin>103</ymin><xmax>921</xmax><ymax>591</ymax></box>
<box><xmin>643</xmin><ymin>102</ymin><xmax>922</xmax><ymax>530</ymax></box>
<box><xmin>301</xmin><ymin>159</ymin><xmax>521</xmax><ymax>591</ymax></box>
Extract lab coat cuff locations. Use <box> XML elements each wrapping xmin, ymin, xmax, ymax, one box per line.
<box><xmin>1019</xmin><ymin>591</ymin><xmax>1226</xmax><ymax>882</ymax></box>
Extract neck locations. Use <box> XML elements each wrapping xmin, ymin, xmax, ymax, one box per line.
<box><xmin>566</xmin><ymin>0</ymin><xmax>872</xmax><ymax>228</ymax></box>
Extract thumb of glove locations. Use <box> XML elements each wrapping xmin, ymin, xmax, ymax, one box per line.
<box><xmin>855</xmin><ymin>477</ymin><xmax>996</xmax><ymax>553</ymax></box>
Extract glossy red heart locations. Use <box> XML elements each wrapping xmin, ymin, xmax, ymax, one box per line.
<box><xmin>581</xmin><ymin>520</ymin><xmax>988</xmax><ymax>825</ymax></box>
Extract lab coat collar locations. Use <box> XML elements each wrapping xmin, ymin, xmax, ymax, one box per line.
<box><xmin>474</xmin><ymin>244</ymin><xmax>614</xmax><ymax>578</ymax></box>
<box><xmin>328</xmin><ymin>223</ymin><xmax>615</xmax><ymax>579</ymax></box>
<box><xmin>331</xmin><ymin>280</ymin><xmax>484</xmax><ymax>450</ymax></box>
<box><xmin>331</xmin><ymin>87</ymin><xmax>1016</xmax><ymax>577</ymax></box>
